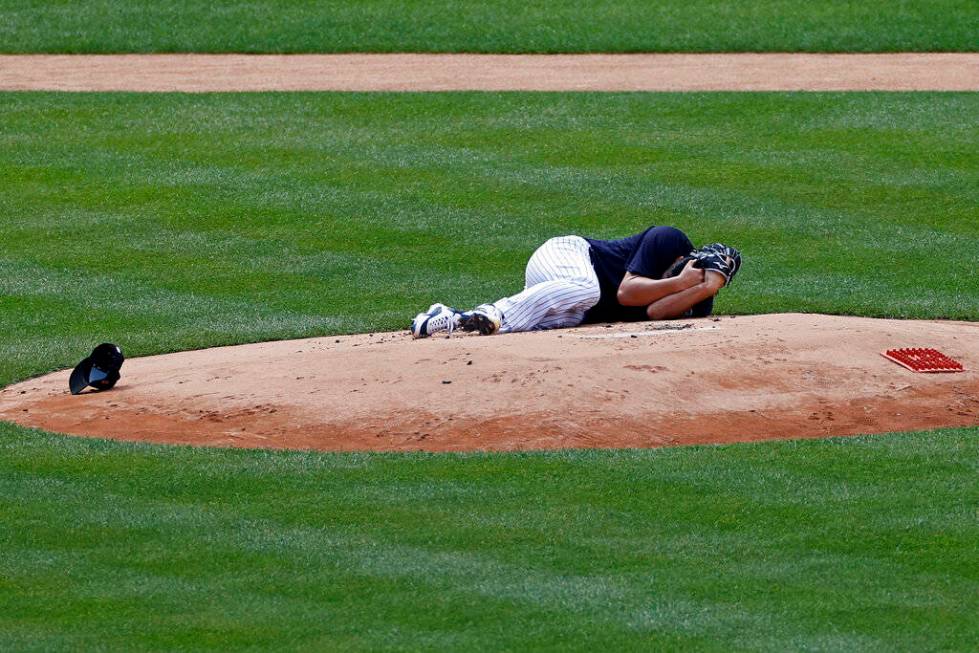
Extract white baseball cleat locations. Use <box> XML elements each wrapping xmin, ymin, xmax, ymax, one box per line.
<box><xmin>410</xmin><ymin>303</ymin><xmax>463</xmax><ymax>338</ymax></box>
<box><xmin>461</xmin><ymin>304</ymin><xmax>503</xmax><ymax>335</ymax></box>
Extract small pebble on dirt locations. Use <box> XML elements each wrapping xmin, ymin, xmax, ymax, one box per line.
<box><xmin>467</xmin><ymin>361</ymin><xmax>473</xmax><ymax>365</ymax></box>
<box><xmin>442</xmin><ymin>380</ymin><xmax>452</xmax><ymax>384</ymax></box>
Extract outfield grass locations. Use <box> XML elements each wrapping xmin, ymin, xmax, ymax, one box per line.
<box><xmin>1</xmin><ymin>92</ymin><xmax>977</xmax><ymax>649</ymax></box>
<box><xmin>1</xmin><ymin>424</ymin><xmax>977</xmax><ymax>651</ymax></box>
<box><xmin>1</xmin><ymin>1</ymin><xmax>977</xmax><ymax>53</ymax></box>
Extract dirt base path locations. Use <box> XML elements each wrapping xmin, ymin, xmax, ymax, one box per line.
<box><xmin>2</xmin><ymin>53</ymin><xmax>977</xmax><ymax>92</ymax></box>
<box><xmin>2</xmin><ymin>314</ymin><xmax>976</xmax><ymax>452</ymax></box>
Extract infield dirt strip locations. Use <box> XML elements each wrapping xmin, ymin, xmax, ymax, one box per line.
<box><xmin>2</xmin><ymin>315</ymin><xmax>977</xmax><ymax>452</ymax></box>
<box><xmin>1</xmin><ymin>53</ymin><xmax>978</xmax><ymax>91</ymax></box>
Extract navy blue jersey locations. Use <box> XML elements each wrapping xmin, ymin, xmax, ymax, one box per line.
<box><xmin>582</xmin><ymin>226</ymin><xmax>694</xmax><ymax>323</ymax></box>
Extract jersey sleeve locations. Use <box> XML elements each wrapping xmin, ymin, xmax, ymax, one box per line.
<box><xmin>625</xmin><ymin>226</ymin><xmax>694</xmax><ymax>279</ymax></box>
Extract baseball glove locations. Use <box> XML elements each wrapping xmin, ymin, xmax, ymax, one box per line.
<box><xmin>664</xmin><ymin>243</ymin><xmax>742</xmax><ymax>287</ymax></box>
<box><xmin>698</xmin><ymin>243</ymin><xmax>742</xmax><ymax>285</ymax></box>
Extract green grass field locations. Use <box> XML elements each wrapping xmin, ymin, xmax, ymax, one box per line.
<box><xmin>2</xmin><ymin>424</ymin><xmax>977</xmax><ymax>651</ymax></box>
<box><xmin>1</xmin><ymin>0</ymin><xmax>977</xmax><ymax>53</ymax></box>
<box><xmin>2</xmin><ymin>92</ymin><xmax>978</xmax><ymax>650</ymax></box>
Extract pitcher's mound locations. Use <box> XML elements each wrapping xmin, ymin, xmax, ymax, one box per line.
<box><xmin>1</xmin><ymin>313</ymin><xmax>976</xmax><ymax>452</ymax></box>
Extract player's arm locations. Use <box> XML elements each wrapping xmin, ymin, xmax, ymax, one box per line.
<box><xmin>616</xmin><ymin>259</ymin><xmax>703</xmax><ymax>307</ymax></box>
<box><xmin>646</xmin><ymin>271</ymin><xmax>725</xmax><ymax>320</ymax></box>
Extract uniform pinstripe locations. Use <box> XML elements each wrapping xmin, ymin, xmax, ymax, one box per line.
<box><xmin>493</xmin><ymin>236</ymin><xmax>601</xmax><ymax>333</ymax></box>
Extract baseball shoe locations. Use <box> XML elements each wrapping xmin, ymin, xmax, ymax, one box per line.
<box><xmin>461</xmin><ymin>304</ymin><xmax>503</xmax><ymax>336</ymax></box>
<box><xmin>410</xmin><ymin>303</ymin><xmax>463</xmax><ymax>338</ymax></box>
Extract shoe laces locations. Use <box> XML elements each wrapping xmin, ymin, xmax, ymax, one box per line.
<box><xmin>428</xmin><ymin>309</ymin><xmax>460</xmax><ymax>337</ymax></box>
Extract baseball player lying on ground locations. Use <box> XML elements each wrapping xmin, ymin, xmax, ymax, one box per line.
<box><xmin>410</xmin><ymin>225</ymin><xmax>741</xmax><ymax>338</ymax></box>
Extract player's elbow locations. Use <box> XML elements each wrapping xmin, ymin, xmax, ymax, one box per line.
<box><xmin>616</xmin><ymin>287</ymin><xmax>632</xmax><ymax>306</ymax></box>
<box><xmin>616</xmin><ymin>281</ymin><xmax>643</xmax><ymax>306</ymax></box>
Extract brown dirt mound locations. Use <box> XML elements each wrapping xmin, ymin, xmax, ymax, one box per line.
<box><xmin>1</xmin><ymin>54</ymin><xmax>977</xmax><ymax>92</ymax></box>
<box><xmin>1</xmin><ymin>314</ymin><xmax>976</xmax><ymax>452</ymax></box>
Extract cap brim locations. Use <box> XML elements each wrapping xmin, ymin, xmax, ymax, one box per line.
<box><xmin>69</xmin><ymin>358</ymin><xmax>93</xmax><ymax>395</ymax></box>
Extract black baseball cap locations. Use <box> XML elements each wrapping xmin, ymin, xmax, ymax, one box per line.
<box><xmin>69</xmin><ymin>343</ymin><xmax>124</xmax><ymax>395</ymax></box>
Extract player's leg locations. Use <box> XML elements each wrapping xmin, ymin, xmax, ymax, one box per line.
<box><xmin>413</xmin><ymin>235</ymin><xmax>599</xmax><ymax>338</ymax></box>
<box><xmin>483</xmin><ymin>236</ymin><xmax>600</xmax><ymax>333</ymax></box>
<box><xmin>494</xmin><ymin>279</ymin><xmax>597</xmax><ymax>332</ymax></box>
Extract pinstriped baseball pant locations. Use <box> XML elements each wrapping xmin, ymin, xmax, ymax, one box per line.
<box><xmin>493</xmin><ymin>236</ymin><xmax>601</xmax><ymax>333</ymax></box>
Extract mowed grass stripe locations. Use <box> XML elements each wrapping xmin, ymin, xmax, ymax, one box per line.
<box><xmin>0</xmin><ymin>0</ymin><xmax>976</xmax><ymax>53</ymax></box>
<box><xmin>1</xmin><ymin>92</ymin><xmax>977</xmax><ymax>384</ymax></box>
<box><xmin>1</xmin><ymin>425</ymin><xmax>976</xmax><ymax>651</ymax></box>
